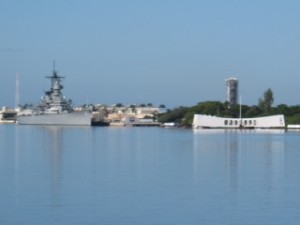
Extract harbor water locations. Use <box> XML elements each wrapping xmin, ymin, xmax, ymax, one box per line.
<box><xmin>1</xmin><ymin>125</ymin><xmax>300</xmax><ymax>225</ymax></box>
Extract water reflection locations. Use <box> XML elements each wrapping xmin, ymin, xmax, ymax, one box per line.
<box><xmin>39</xmin><ymin>126</ymin><xmax>65</xmax><ymax>206</ymax></box>
<box><xmin>226</xmin><ymin>131</ymin><xmax>239</xmax><ymax>194</ymax></box>
<box><xmin>193</xmin><ymin>129</ymin><xmax>285</xmax><ymax>203</ymax></box>
<box><xmin>2</xmin><ymin>126</ymin><xmax>299</xmax><ymax>224</ymax></box>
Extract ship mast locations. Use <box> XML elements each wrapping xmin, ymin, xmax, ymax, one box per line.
<box><xmin>46</xmin><ymin>61</ymin><xmax>64</xmax><ymax>79</ymax></box>
<box><xmin>52</xmin><ymin>61</ymin><xmax>58</xmax><ymax>77</ymax></box>
<box><xmin>239</xmin><ymin>96</ymin><xmax>242</xmax><ymax>124</ymax></box>
<box><xmin>15</xmin><ymin>73</ymin><xmax>20</xmax><ymax>111</ymax></box>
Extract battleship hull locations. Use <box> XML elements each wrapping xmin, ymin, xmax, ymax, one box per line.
<box><xmin>17</xmin><ymin>111</ymin><xmax>92</xmax><ymax>126</ymax></box>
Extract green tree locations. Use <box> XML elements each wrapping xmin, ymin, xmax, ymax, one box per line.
<box><xmin>158</xmin><ymin>106</ymin><xmax>189</xmax><ymax>124</ymax></box>
<box><xmin>245</xmin><ymin>105</ymin><xmax>262</xmax><ymax>118</ymax></box>
<box><xmin>190</xmin><ymin>101</ymin><xmax>225</xmax><ymax>116</ymax></box>
<box><xmin>259</xmin><ymin>88</ymin><xmax>274</xmax><ymax>114</ymax></box>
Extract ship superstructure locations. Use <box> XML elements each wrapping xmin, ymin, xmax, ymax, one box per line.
<box><xmin>39</xmin><ymin>69</ymin><xmax>73</xmax><ymax>113</ymax></box>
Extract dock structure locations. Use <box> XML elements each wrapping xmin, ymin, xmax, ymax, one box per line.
<box><xmin>124</xmin><ymin>121</ymin><xmax>161</xmax><ymax>127</ymax></box>
<box><xmin>287</xmin><ymin>124</ymin><xmax>300</xmax><ymax>129</ymax></box>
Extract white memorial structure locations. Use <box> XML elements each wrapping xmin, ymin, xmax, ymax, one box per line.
<box><xmin>193</xmin><ymin>114</ymin><xmax>285</xmax><ymax>129</ymax></box>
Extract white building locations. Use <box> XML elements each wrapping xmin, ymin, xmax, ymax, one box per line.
<box><xmin>105</xmin><ymin>105</ymin><xmax>166</xmax><ymax>120</ymax></box>
<box><xmin>193</xmin><ymin>114</ymin><xmax>285</xmax><ymax>129</ymax></box>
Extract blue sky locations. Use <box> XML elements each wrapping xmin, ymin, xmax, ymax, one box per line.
<box><xmin>1</xmin><ymin>0</ymin><xmax>300</xmax><ymax>108</ymax></box>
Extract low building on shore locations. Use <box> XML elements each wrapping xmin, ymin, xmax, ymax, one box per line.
<box><xmin>0</xmin><ymin>106</ymin><xmax>18</xmax><ymax>124</ymax></box>
<box><xmin>92</xmin><ymin>104</ymin><xmax>166</xmax><ymax>126</ymax></box>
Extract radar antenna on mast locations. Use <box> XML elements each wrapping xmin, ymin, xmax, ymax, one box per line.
<box><xmin>46</xmin><ymin>61</ymin><xmax>64</xmax><ymax>79</ymax></box>
<box><xmin>53</xmin><ymin>60</ymin><xmax>56</xmax><ymax>72</ymax></box>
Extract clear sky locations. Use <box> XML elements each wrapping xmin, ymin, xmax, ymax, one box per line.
<box><xmin>1</xmin><ymin>0</ymin><xmax>300</xmax><ymax>109</ymax></box>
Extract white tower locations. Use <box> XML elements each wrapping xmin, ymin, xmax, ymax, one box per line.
<box><xmin>226</xmin><ymin>77</ymin><xmax>238</xmax><ymax>105</ymax></box>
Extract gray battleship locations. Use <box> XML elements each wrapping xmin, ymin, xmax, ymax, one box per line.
<box><xmin>17</xmin><ymin>67</ymin><xmax>92</xmax><ymax>126</ymax></box>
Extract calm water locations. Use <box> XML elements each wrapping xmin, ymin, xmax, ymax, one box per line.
<box><xmin>1</xmin><ymin>125</ymin><xmax>300</xmax><ymax>225</ymax></box>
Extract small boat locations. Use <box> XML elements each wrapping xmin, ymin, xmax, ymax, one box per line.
<box><xmin>91</xmin><ymin>118</ymin><xmax>110</xmax><ymax>126</ymax></box>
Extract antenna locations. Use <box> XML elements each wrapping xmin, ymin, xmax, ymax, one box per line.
<box><xmin>53</xmin><ymin>60</ymin><xmax>56</xmax><ymax>71</ymax></box>
<box><xmin>15</xmin><ymin>73</ymin><xmax>20</xmax><ymax>110</ymax></box>
<box><xmin>239</xmin><ymin>96</ymin><xmax>242</xmax><ymax>120</ymax></box>
<box><xmin>46</xmin><ymin>61</ymin><xmax>64</xmax><ymax>79</ymax></box>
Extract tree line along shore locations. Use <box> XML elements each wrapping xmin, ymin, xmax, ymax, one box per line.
<box><xmin>158</xmin><ymin>89</ymin><xmax>300</xmax><ymax>127</ymax></box>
